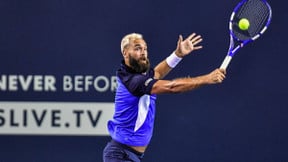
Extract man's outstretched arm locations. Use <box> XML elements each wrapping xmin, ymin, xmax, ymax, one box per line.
<box><xmin>151</xmin><ymin>68</ymin><xmax>226</xmax><ymax>94</ymax></box>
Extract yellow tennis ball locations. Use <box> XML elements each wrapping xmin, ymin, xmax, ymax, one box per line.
<box><xmin>238</xmin><ymin>18</ymin><xmax>250</xmax><ymax>30</ymax></box>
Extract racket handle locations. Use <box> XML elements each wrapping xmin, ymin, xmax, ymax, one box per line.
<box><xmin>220</xmin><ymin>55</ymin><xmax>232</xmax><ymax>70</ymax></box>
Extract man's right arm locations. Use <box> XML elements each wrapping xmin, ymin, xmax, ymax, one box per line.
<box><xmin>150</xmin><ymin>68</ymin><xmax>226</xmax><ymax>94</ymax></box>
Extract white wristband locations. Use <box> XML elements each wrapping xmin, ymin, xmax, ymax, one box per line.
<box><xmin>166</xmin><ymin>52</ymin><xmax>182</xmax><ymax>68</ymax></box>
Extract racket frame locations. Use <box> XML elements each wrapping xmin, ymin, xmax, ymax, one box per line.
<box><xmin>220</xmin><ymin>0</ymin><xmax>272</xmax><ymax>70</ymax></box>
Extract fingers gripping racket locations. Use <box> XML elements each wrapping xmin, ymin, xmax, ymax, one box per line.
<box><xmin>220</xmin><ymin>0</ymin><xmax>272</xmax><ymax>70</ymax></box>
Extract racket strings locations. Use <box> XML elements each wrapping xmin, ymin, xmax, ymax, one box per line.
<box><xmin>232</xmin><ymin>0</ymin><xmax>270</xmax><ymax>40</ymax></box>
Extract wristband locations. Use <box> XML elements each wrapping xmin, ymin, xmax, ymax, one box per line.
<box><xmin>166</xmin><ymin>52</ymin><xmax>182</xmax><ymax>68</ymax></box>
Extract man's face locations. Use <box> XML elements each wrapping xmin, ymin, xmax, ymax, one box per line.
<box><xmin>124</xmin><ymin>38</ymin><xmax>150</xmax><ymax>73</ymax></box>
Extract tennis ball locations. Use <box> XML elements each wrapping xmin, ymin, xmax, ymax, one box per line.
<box><xmin>238</xmin><ymin>18</ymin><xmax>250</xmax><ymax>30</ymax></box>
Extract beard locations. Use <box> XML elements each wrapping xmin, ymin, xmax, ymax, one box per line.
<box><xmin>128</xmin><ymin>55</ymin><xmax>150</xmax><ymax>73</ymax></box>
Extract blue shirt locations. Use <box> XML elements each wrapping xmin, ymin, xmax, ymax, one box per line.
<box><xmin>107</xmin><ymin>61</ymin><xmax>158</xmax><ymax>146</ymax></box>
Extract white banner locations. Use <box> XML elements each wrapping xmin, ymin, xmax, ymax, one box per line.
<box><xmin>0</xmin><ymin>102</ymin><xmax>114</xmax><ymax>136</ymax></box>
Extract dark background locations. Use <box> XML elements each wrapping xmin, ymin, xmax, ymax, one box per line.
<box><xmin>0</xmin><ymin>0</ymin><xmax>287</xmax><ymax>161</ymax></box>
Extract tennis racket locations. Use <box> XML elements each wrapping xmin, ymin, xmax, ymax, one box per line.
<box><xmin>220</xmin><ymin>0</ymin><xmax>272</xmax><ymax>70</ymax></box>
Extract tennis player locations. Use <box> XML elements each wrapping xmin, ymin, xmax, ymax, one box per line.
<box><xmin>103</xmin><ymin>33</ymin><xmax>226</xmax><ymax>162</ymax></box>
